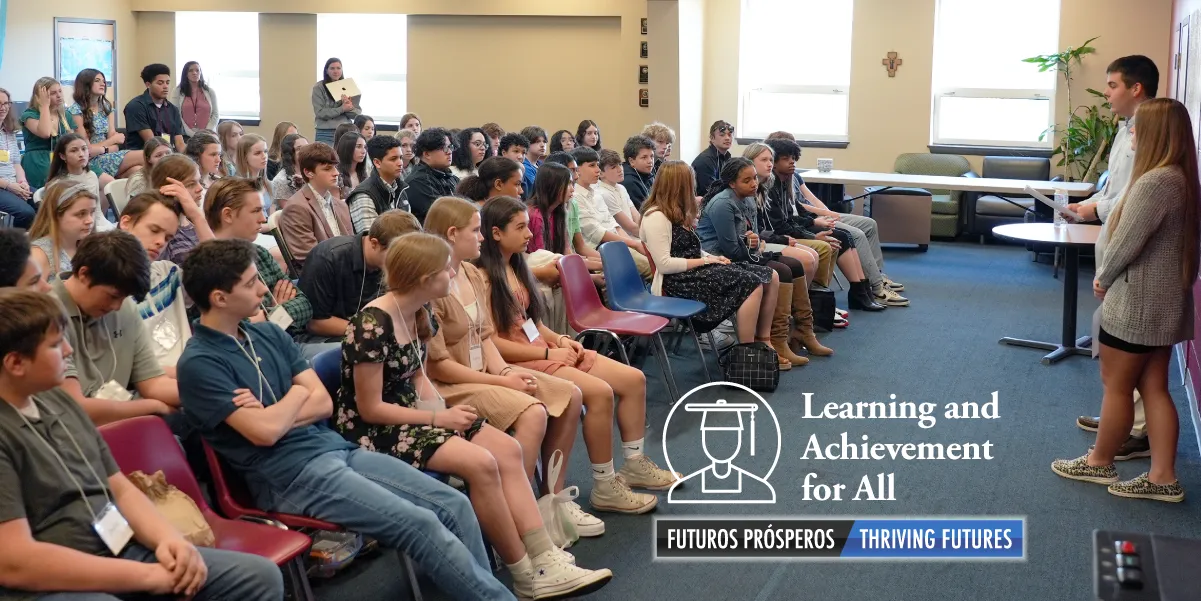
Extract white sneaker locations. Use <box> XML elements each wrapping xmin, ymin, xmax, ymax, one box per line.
<box><xmin>699</xmin><ymin>330</ymin><xmax>735</xmax><ymax>350</ymax></box>
<box><xmin>512</xmin><ymin>551</ymin><xmax>613</xmax><ymax>600</ymax></box>
<box><xmin>882</xmin><ymin>275</ymin><xmax>904</xmax><ymax>291</ymax></box>
<box><xmin>875</xmin><ymin>287</ymin><xmax>909</xmax><ymax>307</ymax></box>
<box><xmin>618</xmin><ymin>454</ymin><xmax>680</xmax><ymax>491</ymax></box>
<box><xmin>590</xmin><ymin>476</ymin><xmax>657</xmax><ymax>514</ymax></box>
<box><xmin>563</xmin><ymin>500</ymin><xmax>605</xmax><ymax>537</ymax></box>
<box><xmin>551</xmin><ymin>545</ymin><xmax>576</xmax><ymax>565</ymax></box>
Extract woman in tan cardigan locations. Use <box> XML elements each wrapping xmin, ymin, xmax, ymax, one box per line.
<box><xmin>1053</xmin><ymin>98</ymin><xmax>1200</xmax><ymax>503</ymax></box>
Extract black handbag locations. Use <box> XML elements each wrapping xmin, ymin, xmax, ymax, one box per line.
<box><xmin>809</xmin><ymin>286</ymin><xmax>836</xmax><ymax>333</ymax></box>
<box><xmin>719</xmin><ymin>342</ymin><xmax>780</xmax><ymax>392</ymax></box>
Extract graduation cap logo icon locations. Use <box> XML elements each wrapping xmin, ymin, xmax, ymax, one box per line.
<box><xmin>663</xmin><ymin>383</ymin><xmax>779</xmax><ymax>504</ymax></box>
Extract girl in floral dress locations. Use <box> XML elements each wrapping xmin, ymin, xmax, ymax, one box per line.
<box><xmin>333</xmin><ymin>232</ymin><xmax>612</xmax><ymax>600</ymax></box>
<box><xmin>67</xmin><ymin>69</ymin><xmax>143</xmax><ymax>179</ymax></box>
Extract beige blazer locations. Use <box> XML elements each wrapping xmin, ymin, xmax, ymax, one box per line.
<box><xmin>279</xmin><ymin>184</ymin><xmax>352</xmax><ymax>269</ymax></box>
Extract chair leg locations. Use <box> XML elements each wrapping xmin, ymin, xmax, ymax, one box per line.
<box><xmin>285</xmin><ymin>556</ymin><xmax>315</xmax><ymax>601</ymax></box>
<box><xmin>670</xmin><ymin>320</ymin><xmax>686</xmax><ymax>355</ymax></box>
<box><xmin>1053</xmin><ymin>247</ymin><xmax>1060</xmax><ymax>279</ymax></box>
<box><xmin>833</xmin><ymin>272</ymin><xmax>846</xmax><ymax>291</ymax></box>
<box><xmin>651</xmin><ymin>333</ymin><xmax>681</xmax><ymax>403</ymax></box>
<box><xmin>400</xmin><ymin>552</ymin><xmax>425</xmax><ymax>601</ymax></box>
<box><xmin>691</xmin><ymin>321</ymin><xmax>714</xmax><ymax>382</ymax></box>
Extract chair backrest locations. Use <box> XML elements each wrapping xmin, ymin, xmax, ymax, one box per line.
<box><xmin>312</xmin><ymin>347</ymin><xmax>341</xmax><ymax>399</ymax></box>
<box><xmin>105</xmin><ymin>178</ymin><xmax>131</xmax><ymax>214</ymax></box>
<box><xmin>640</xmin><ymin>241</ymin><xmax>657</xmax><ymax>277</ymax></box>
<box><xmin>32</xmin><ymin>187</ymin><xmax>44</xmax><ymax>206</ymax></box>
<box><xmin>98</xmin><ymin>416</ymin><xmax>211</xmax><ymax>511</ymax></box>
<box><xmin>0</xmin><ymin>212</ymin><xmax>12</xmax><ymax>228</ymax></box>
<box><xmin>981</xmin><ymin>156</ymin><xmax>1050</xmax><ymax>182</ymax></box>
<box><xmin>894</xmin><ymin>153</ymin><xmax>972</xmax><ymax>199</ymax></box>
<box><xmin>200</xmin><ymin>439</ymin><xmax>265</xmax><ymax>520</ymax></box>
<box><xmin>557</xmin><ymin>254</ymin><xmax>606</xmax><ymax>326</ymax></box>
<box><xmin>268</xmin><ymin>227</ymin><xmax>301</xmax><ymax>276</ymax></box>
<box><xmin>599</xmin><ymin>241</ymin><xmax>646</xmax><ymax>307</ymax></box>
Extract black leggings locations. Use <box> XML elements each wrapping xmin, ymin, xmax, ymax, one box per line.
<box><xmin>828</xmin><ymin>227</ymin><xmax>854</xmax><ymax>256</ymax></box>
<box><xmin>765</xmin><ymin>256</ymin><xmax>805</xmax><ymax>284</ymax></box>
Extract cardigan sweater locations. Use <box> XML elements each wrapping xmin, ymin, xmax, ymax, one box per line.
<box><xmin>1096</xmin><ymin>167</ymin><xmax>1196</xmax><ymax>347</ymax></box>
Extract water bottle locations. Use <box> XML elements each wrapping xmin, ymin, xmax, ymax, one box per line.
<box><xmin>1053</xmin><ymin>187</ymin><xmax>1068</xmax><ymax>228</ymax></box>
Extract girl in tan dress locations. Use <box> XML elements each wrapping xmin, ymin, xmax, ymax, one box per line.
<box><xmin>423</xmin><ymin>197</ymin><xmax>584</xmax><ymax>496</ymax></box>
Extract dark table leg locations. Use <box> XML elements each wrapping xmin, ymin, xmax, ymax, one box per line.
<box><xmin>999</xmin><ymin>244</ymin><xmax>1093</xmax><ymax>364</ymax></box>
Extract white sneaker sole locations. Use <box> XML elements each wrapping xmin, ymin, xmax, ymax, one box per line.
<box><xmin>590</xmin><ymin>495</ymin><xmax>658</xmax><ymax>515</ymax></box>
<box><xmin>530</xmin><ymin>569</ymin><xmax>614</xmax><ymax>601</ymax></box>
<box><xmin>1107</xmin><ymin>488</ymin><xmax>1185</xmax><ymax>503</ymax></box>
<box><xmin>572</xmin><ymin>521</ymin><xmax>606</xmax><ymax>537</ymax></box>
<box><xmin>1050</xmin><ymin>462</ymin><xmax>1118</xmax><ymax>484</ymax></box>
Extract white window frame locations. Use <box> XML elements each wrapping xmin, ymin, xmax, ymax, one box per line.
<box><xmin>174</xmin><ymin>12</ymin><xmax>261</xmax><ymax>121</ymax></box>
<box><xmin>736</xmin><ymin>0</ymin><xmax>853</xmax><ymax>142</ymax></box>
<box><xmin>316</xmin><ymin>14</ymin><xmax>408</xmax><ymax>125</ymax></box>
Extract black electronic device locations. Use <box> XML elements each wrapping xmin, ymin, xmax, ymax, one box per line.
<box><xmin>1094</xmin><ymin>530</ymin><xmax>1201</xmax><ymax>601</ymax></box>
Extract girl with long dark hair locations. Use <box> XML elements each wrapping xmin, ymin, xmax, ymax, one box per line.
<box><xmin>312</xmin><ymin>57</ymin><xmax>361</xmax><ymax>144</ymax></box>
<box><xmin>170</xmin><ymin>60</ymin><xmax>219</xmax><ymax>135</ymax></box>
<box><xmin>455</xmin><ymin>156</ymin><xmax>523</xmax><ymax>206</ymax></box>
<box><xmin>450</xmin><ymin>127</ymin><xmax>490</xmax><ymax>180</ymax></box>
<box><xmin>68</xmin><ymin>69</ymin><xmax>142</xmax><ymax>179</ymax></box>
<box><xmin>335</xmin><ymin>131</ymin><xmax>367</xmax><ymax>196</ymax></box>
<box><xmin>575</xmin><ymin>120</ymin><xmax>601</xmax><ymax>151</ymax></box>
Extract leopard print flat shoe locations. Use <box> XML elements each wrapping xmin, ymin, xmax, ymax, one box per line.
<box><xmin>1108</xmin><ymin>473</ymin><xmax>1185</xmax><ymax>503</ymax></box>
<box><xmin>1051</xmin><ymin>455</ymin><xmax>1118</xmax><ymax>484</ymax></box>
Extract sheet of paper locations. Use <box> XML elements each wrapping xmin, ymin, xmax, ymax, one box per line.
<box><xmin>1024</xmin><ymin>186</ymin><xmax>1082</xmax><ymax>222</ymax></box>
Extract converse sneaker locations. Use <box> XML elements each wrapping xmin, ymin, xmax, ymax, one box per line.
<box><xmin>562</xmin><ymin>500</ymin><xmax>605</xmax><ymax>537</ymax></box>
<box><xmin>590</xmin><ymin>476</ymin><xmax>657</xmax><ymax>514</ymax></box>
<box><xmin>882</xmin><ymin>276</ymin><xmax>904</xmax><ymax>291</ymax></box>
<box><xmin>618</xmin><ymin>454</ymin><xmax>681</xmax><ymax>491</ymax></box>
<box><xmin>551</xmin><ymin>546</ymin><xmax>576</xmax><ymax>565</ymax></box>
<box><xmin>875</xmin><ymin>287</ymin><xmax>910</xmax><ymax>307</ymax></box>
<box><xmin>1107</xmin><ymin>473</ymin><xmax>1185</xmax><ymax>503</ymax></box>
<box><xmin>512</xmin><ymin>551</ymin><xmax>613</xmax><ymax>600</ymax></box>
<box><xmin>1051</xmin><ymin>454</ymin><xmax>1119</xmax><ymax>484</ymax></box>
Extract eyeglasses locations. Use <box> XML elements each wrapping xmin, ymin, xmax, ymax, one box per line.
<box><xmin>716</xmin><ymin>125</ymin><xmax>735</xmax><ymax>135</ymax></box>
<box><xmin>0</xmin><ymin>102</ymin><xmax>10</xmax><ymax>108</ymax></box>
<box><xmin>470</xmin><ymin>140</ymin><xmax>487</xmax><ymax>149</ymax></box>
<box><xmin>442</xmin><ymin>145</ymin><xmax>455</xmax><ymax>153</ymax></box>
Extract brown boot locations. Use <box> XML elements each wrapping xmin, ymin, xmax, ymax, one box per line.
<box><xmin>758</xmin><ymin>338</ymin><xmax>793</xmax><ymax>370</ymax></box>
<box><xmin>771</xmin><ymin>282</ymin><xmax>808</xmax><ymax>367</ymax></box>
<box><xmin>789</xmin><ymin>281</ymin><xmax>834</xmax><ymax>356</ymax></box>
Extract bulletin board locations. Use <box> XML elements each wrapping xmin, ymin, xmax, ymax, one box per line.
<box><xmin>53</xmin><ymin>18</ymin><xmax>118</xmax><ymax>109</ymax></box>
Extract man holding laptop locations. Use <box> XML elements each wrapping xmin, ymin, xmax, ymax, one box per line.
<box><xmin>1065</xmin><ymin>55</ymin><xmax>1159</xmax><ymax>460</ymax></box>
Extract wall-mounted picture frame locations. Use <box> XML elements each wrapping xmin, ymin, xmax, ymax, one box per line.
<box><xmin>641</xmin><ymin>18</ymin><xmax>648</xmax><ymax>35</ymax></box>
<box><xmin>639</xmin><ymin>89</ymin><xmax>649</xmax><ymax>108</ymax></box>
<box><xmin>639</xmin><ymin>65</ymin><xmax>649</xmax><ymax>84</ymax></box>
<box><xmin>640</xmin><ymin>41</ymin><xmax>648</xmax><ymax>59</ymax></box>
<box><xmin>54</xmin><ymin>18</ymin><xmax>118</xmax><ymax>110</ymax></box>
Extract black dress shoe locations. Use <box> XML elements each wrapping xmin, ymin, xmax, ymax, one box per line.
<box><xmin>1076</xmin><ymin>416</ymin><xmax>1100</xmax><ymax>432</ymax></box>
<box><xmin>848</xmin><ymin>281</ymin><xmax>886</xmax><ymax>311</ymax></box>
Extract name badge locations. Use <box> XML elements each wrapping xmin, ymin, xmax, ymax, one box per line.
<box><xmin>0</xmin><ymin>150</ymin><xmax>9</xmax><ymax>162</ymax></box>
<box><xmin>160</xmin><ymin>134</ymin><xmax>171</xmax><ymax>142</ymax></box>
<box><xmin>49</xmin><ymin>152</ymin><xmax>54</xmax><ymax>163</ymax></box>
<box><xmin>469</xmin><ymin>343</ymin><xmax>484</xmax><ymax>371</ymax></box>
<box><xmin>521</xmin><ymin>318</ymin><xmax>540</xmax><ymax>343</ymax></box>
<box><xmin>95</xmin><ymin>380</ymin><xmax>133</xmax><ymax>402</ymax></box>
<box><xmin>269</xmin><ymin>306</ymin><xmax>294</xmax><ymax>330</ymax></box>
<box><xmin>93</xmin><ymin>502</ymin><xmax>133</xmax><ymax>556</ymax></box>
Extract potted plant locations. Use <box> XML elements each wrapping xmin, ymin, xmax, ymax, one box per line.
<box><xmin>1024</xmin><ymin>37</ymin><xmax>1120</xmax><ymax>183</ymax></box>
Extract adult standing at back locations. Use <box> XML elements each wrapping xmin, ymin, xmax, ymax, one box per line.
<box><xmin>171</xmin><ymin>60</ymin><xmax>220</xmax><ymax>137</ymax></box>
<box><xmin>312</xmin><ymin>58</ymin><xmax>361</xmax><ymax>145</ymax></box>
<box><xmin>1066</xmin><ymin>55</ymin><xmax>1159</xmax><ymax>461</ymax></box>
<box><xmin>123</xmin><ymin>63</ymin><xmax>186</xmax><ymax>153</ymax></box>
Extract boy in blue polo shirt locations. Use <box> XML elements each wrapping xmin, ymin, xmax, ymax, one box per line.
<box><xmin>176</xmin><ymin>239</ymin><xmax>514</xmax><ymax>601</ymax></box>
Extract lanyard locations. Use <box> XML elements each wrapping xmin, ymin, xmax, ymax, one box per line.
<box><xmin>391</xmin><ymin>296</ymin><xmax>447</xmax><ymax>406</ymax></box>
<box><xmin>73</xmin><ymin>310</ymin><xmax>118</xmax><ymax>384</ymax></box>
<box><xmin>12</xmin><ymin>401</ymin><xmax>112</xmax><ymax>522</ymax></box>
<box><xmin>232</xmin><ymin>326</ymin><xmax>278</xmax><ymax>405</ymax></box>
<box><xmin>449</xmin><ymin>272</ymin><xmax>483</xmax><ymax>347</ymax></box>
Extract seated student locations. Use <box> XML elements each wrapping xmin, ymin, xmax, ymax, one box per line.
<box><xmin>347</xmin><ymin>135</ymin><xmax>406</xmax><ymax>234</ymax></box>
<box><xmin>519</xmin><ymin>126</ymin><xmax>549</xmax><ymax>194</ymax></box>
<box><xmin>498</xmin><ymin>133</ymin><xmax>530</xmax><ymax>171</ymax></box>
<box><xmin>0</xmin><ymin>227</ymin><xmax>52</xmax><ymax>291</ymax></box>
<box><xmin>569</xmin><ymin>147</ymin><xmax>651</xmax><ymax>279</ymax></box>
<box><xmin>123</xmin><ymin>64</ymin><xmax>187</xmax><ymax>153</ymax></box>
<box><xmin>125</xmin><ymin>138</ymin><xmax>172</xmax><ymax>198</ymax></box>
<box><xmin>46</xmin><ymin>133</ymin><xmax>115</xmax><ymax>230</ymax></box>
<box><xmin>479</xmin><ymin>196</ymin><xmax>678</xmax><ymax>518</ymax></box>
<box><xmin>695</xmin><ymin>158</ymin><xmax>826</xmax><ymax>365</ymax></box>
<box><xmin>450</xmin><ymin>127</ymin><xmax>490</xmax><ymax>180</ymax></box>
<box><xmin>640</xmin><ymin>160</ymin><xmax>774</xmax><ymax>344</ymax></box>
<box><xmin>575</xmin><ymin>120</ymin><xmax>601</xmax><ymax>152</ymax></box>
<box><xmin>332</xmin><ymin>123</ymin><xmax>357</xmax><ymax>149</ymax></box>
<box><xmin>524</xmin><ymin>162</ymin><xmax>595</xmax><ymax>291</ymax></box>
<box><xmin>354</xmin><ymin>114</ymin><xmax>375</xmax><ymax>141</ymax></box>
<box><xmin>549</xmin><ymin>130</ymin><xmax>576</xmax><ymax>155</ymax></box>
<box><xmin>336</xmin><ymin>232</ymin><xmax>612</xmax><ymax>598</ymax></box>
<box><xmin>0</xmin><ymin>87</ymin><xmax>35</xmax><ymax>229</ymax></box>
<box><xmin>335</xmin><ymin>132</ymin><xmax>368</xmax><ymax>198</ymax></box>
<box><xmin>235</xmin><ymin>134</ymin><xmax>274</xmax><ymax>219</ymax></box>
<box><xmin>640</xmin><ymin>122</ymin><xmax>675</xmax><ymax>176</ymax></box>
<box><xmin>621</xmin><ymin>135</ymin><xmax>656</xmax><ymax>209</ymax></box>
<box><xmin>542</xmin><ymin>152</ymin><xmax>602</xmax><ymax>269</ymax></box>
<box><xmin>0</xmin><ymin>288</ymin><xmax>285</xmax><ymax>601</ymax></box>
<box><xmin>206</xmin><ymin>177</ymin><xmax>337</xmax><ymax>359</ymax></box>
<box><xmin>29</xmin><ymin>181</ymin><xmax>99</xmax><ymax>280</ymax></box>
<box><xmin>265</xmin><ymin>121</ymin><xmax>298</xmax><ymax>182</ymax></box>
<box><xmin>186</xmin><ymin>131</ymin><xmax>223</xmax><ymax>194</ymax></box>
<box><xmin>423</xmin><ymin>197</ymin><xmax>585</xmax><ymax>500</ymax></box>
<box><xmin>150</xmin><ymin>154</ymin><xmax>209</xmax><ymax>266</ymax></box>
<box><xmin>175</xmin><ymin>239</ymin><xmax>514</xmax><ymax>601</ymax></box>
<box><xmin>119</xmin><ymin>192</ymin><xmax>213</xmax><ymax>376</ymax></box>
<box><xmin>298</xmin><ymin>210</ymin><xmax>419</xmax><ymax>340</ymax></box>
<box><xmin>218</xmin><ymin>121</ymin><xmax>243</xmax><ymax>177</ymax></box>
<box><xmin>398</xmin><ymin>128</ymin><xmax>459</xmax><ymax>223</ymax></box>
<box><xmin>397</xmin><ymin>129</ymin><xmax>417</xmax><ymax>178</ymax></box>
<box><xmin>68</xmin><ymin>68</ymin><xmax>143</xmax><ymax>182</ymax></box>
<box><xmin>764</xmin><ymin>133</ymin><xmax>907</xmax><ymax>306</ymax></box>
<box><xmin>280</xmin><ymin>143</ymin><xmax>351</xmax><ymax>270</ymax></box>
<box><xmin>594</xmin><ymin>149</ymin><xmax>641</xmax><ymax>237</ymax></box>
<box><xmin>270</xmin><ymin>133</ymin><xmax>309</xmax><ymax>204</ymax></box>
<box><xmin>456</xmin><ymin>157</ymin><xmax>524</xmax><ymax>207</ymax></box>
<box><xmin>400</xmin><ymin>112</ymin><xmax>422</xmax><ymax>135</ymax></box>
<box><xmin>481</xmin><ymin>122</ymin><xmax>504</xmax><ymax>157</ymax></box>
<box><xmin>51</xmin><ymin>230</ymin><xmax>182</xmax><ymax>426</ymax></box>
<box><xmin>692</xmin><ymin>120</ymin><xmax>734</xmax><ymax>195</ymax></box>
<box><xmin>20</xmin><ymin>77</ymin><xmax>73</xmax><ymax>190</ymax></box>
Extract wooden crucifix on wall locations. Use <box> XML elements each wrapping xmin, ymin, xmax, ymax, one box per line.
<box><xmin>882</xmin><ymin>51</ymin><xmax>902</xmax><ymax>77</ymax></box>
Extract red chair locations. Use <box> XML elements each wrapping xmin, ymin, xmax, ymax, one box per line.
<box><xmin>98</xmin><ymin>417</ymin><xmax>314</xmax><ymax>600</ymax></box>
<box><xmin>557</xmin><ymin>253</ymin><xmax>683</xmax><ymax>401</ymax></box>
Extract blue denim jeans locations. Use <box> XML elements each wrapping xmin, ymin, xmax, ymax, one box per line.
<box><xmin>267</xmin><ymin>448</ymin><xmax>514</xmax><ymax>601</ymax></box>
<box><xmin>0</xmin><ymin>188</ymin><xmax>35</xmax><ymax>229</ymax></box>
<box><xmin>35</xmin><ymin>542</ymin><xmax>283</xmax><ymax>600</ymax></box>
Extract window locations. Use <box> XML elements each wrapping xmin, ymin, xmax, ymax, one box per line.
<box><xmin>737</xmin><ymin>0</ymin><xmax>854</xmax><ymax>142</ymax></box>
<box><xmin>317</xmin><ymin>14</ymin><xmax>408</xmax><ymax>124</ymax></box>
<box><xmin>175</xmin><ymin>12</ymin><xmax>261</xmax><ymax>120</ymax></box>
<box><xmin>931</xmin><ymin>0</ymin><xmax>1061</xmax><ymax>147</ymax></box>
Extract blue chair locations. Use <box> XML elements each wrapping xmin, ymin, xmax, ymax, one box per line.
<box><xmin>312</xmin><ymin>348</ymin><xmax>341</xmax><ymax>399</ymax></box>
<box><xmin>598</xmin><ymin>241</ymin><xmax>715</xmax><ymax>383</ymax></box>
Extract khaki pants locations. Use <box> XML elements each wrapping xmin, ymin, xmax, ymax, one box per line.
<box><xmin>630</xmin><ymin>247</ymin><xmax>653</xmax><ymax>280</ymax></box>
<box><xmin>794</xmin><ymin>239</ymin><xmax>835</xmax><ymax>287</ymax></box>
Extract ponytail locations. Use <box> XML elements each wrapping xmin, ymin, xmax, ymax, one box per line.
<box><xmin>455</xmin><ymin>175</ymin><xmax>490</xmax><ymax>202</ymax></box>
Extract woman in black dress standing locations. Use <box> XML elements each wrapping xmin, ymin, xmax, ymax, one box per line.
<box><xmin>638</xmin><ymin>160</ymin><xmax>776</xmax><ymax>344</ymax></box>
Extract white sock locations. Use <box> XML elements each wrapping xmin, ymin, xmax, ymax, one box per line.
<box><xmin>591</xmin><ymin>460</ymin><xmax>616</xmax><ymax>481</ymax></box>
<box><xmin>621</xmin><ymin>438</ymin><xmax>645</xmax><ymax>459</ymax></box>
<box><xmin>506</xmin><ymin>554</ymin><xmax>531</xmax><ymax>576</ymax></box>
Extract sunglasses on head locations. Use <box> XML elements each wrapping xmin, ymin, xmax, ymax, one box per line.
<box><xmin>716</xmin><ymin>125</ymin><xmax>734</xmax><ymax>135</ymax></box>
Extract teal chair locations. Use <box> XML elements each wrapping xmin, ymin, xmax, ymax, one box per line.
<box><xmin>893</xmin><ymin>153</ymin><xmax>973</xmax><ymax>238</ymax></box>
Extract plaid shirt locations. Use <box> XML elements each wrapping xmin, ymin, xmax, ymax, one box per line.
<box><xmin>254</xmin><ymin>244</ymin><xmax>312</xmax><ymax>336</ymax></box>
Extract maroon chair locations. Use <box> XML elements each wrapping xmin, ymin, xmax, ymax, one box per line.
<box><xmin>557</xmin><ymin>253</ymin><xmax>682</xmax><ymax>401</ymax></box>
<box><xmin>98</xmin><ymin>417</ymin><xmax>314</xmax><ymax>600</ymax></box>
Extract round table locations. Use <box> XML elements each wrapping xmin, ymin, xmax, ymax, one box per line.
<box><xmin>992</xmin><ymin>223</ymin><xmax>1102</xmax><ymax>364</ymax></box>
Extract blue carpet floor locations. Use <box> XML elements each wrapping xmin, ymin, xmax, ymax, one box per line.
<box><xmin>311</xmin><ymin>241</ymin><xmax>1201</xmax><ymax>601</ymax></box>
